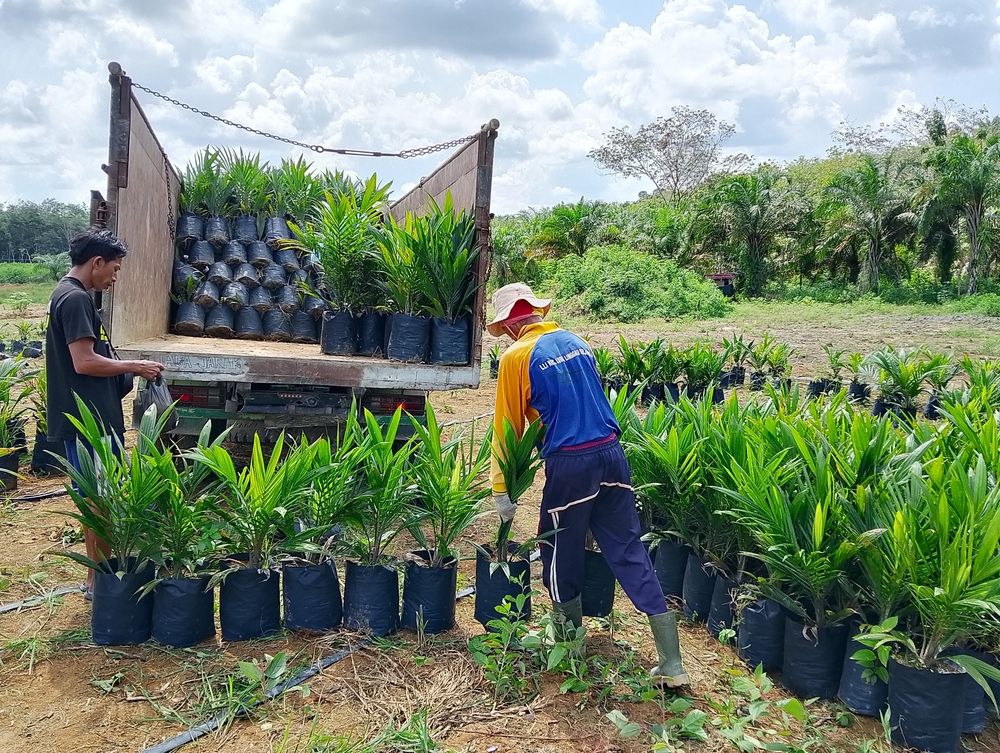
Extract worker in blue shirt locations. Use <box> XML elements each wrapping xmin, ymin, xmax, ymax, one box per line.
<box><xmin>488</xmin><ymin>283</ymin><xmax>689</xmax><ymax>688</ymax></box>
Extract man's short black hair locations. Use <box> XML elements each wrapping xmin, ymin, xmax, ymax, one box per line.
<box><xmin>69</xmin><ymin>227</ymin><xmax>128</xmax><ymax>266</ymax></box>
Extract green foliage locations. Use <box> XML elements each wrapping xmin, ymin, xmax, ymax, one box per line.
<box><xmin>0</xmin><ymin>199</ymin><xmax>87</xmax><ymax>262</ymax></box>
<box><xmin>56</xmin><ymin>399</ymin><xmax>175</xmax><ymax>574</ymax></box>
<box><xmin>406</xmin><ymin>195</ymin><xmax>480</xmax><ymax>322</ymax></box>
<box><xmin>0</xmin><ymin>263</ymin><xmax>49</xmax><ymax>284</ymax></box>
<box><xmin>468</xmin><ymin>592</ymin><xmax>536</xmax><ymax>703</ymax></box>
<box><xmin>554</xmin><ymin>245</ymin><xmax>730</xmax><ymax>322</ymax></box>
<box><xmin>489</xmin><ymin>418</ymin><xmax>544</xmax><ymax>565</ymax></box>
<box><xmin>30</xmin><ymin>253</ymin><xmax>70</xmax><ymax>281</ymax></box>
<box><xmin>528</xmin><ymin>197</ymin><xmax>602</xmax><ymax>258</ymax></box>
<box><xmin>219</xmin><ymin>148</ymin><xmax>269</xmax><ymax>217</ymax></box>
<box><xmin>269</xmin><ymin>156</ymin><xmax>326</xmax><ymax>225</ymax></box>
<box><xmin>408</xmin><ymin>404</ymin><xmax>490</xmax><ymax>567</ymax></box>
<box><xmin>288</xmin><ymin>175</ymin><xmax>389</xmax><ymax>312</ymax></box>
<box><xmin>186</xmin><ymin>432</ymin><xmax>322</xmax><ymax>569</ymax></box>
<box><xmin>179</xmin><ymin>148</ymin><xmax>220</xmax><ymax>216</ymax></box>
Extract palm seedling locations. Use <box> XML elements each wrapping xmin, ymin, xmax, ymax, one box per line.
<box><xmin>856</xmin><ymin>454</ymin><xmax>1000</xmax><ymax>695</ymax></box>
<box><xmin>718</xmin><ymin>420</ymin><xmax>855</xmax><ymax>628</ymax></box>
<box><xmin>57</xmin><ymin>399</ymin><xmax>175</xmax><ymax>575</ymax></box>
<box><xmin>869</xmin><ymin>347</ymin><xmax>930</xmax><ymax>415</ymax></box>
<box><xmin>289</xmin><ymin>423</ymin><xmax>367</xmax><ymax>566</ymax></box>
<box><xmin>0</xmin><ymin>357</ymin><xmax>33</xmax><ymax>458</ymax></box>
<box><xmin>143</xmin><ymin>421</ymin><xmax>227</xmax><ymax>587</ymax></box>
<box><xmin>683</xmin><ymin>341</ymin><xmax>725</xmax><ymax>393</ymax></box>
<box><xmin>271</xmin><ymin>156</ymin><xmax>325</xmax><ymax>228</ymax></box>
<box><xmin>721</xmin><ymin>334</ymin><xmax>752</xmax><ymax>387</ymax></box>
<box><xmin>616</xmin><ymin>336</ymin><xmax>647</xmax><ymax>390</ymax></box>
<box><xmin>823</xmin><ymin>344</ymin><xmax>846</xmax><ymax>384</ymax></box>
<box><xmin>202</xmin><ymin>157</ymin><xmax>232</xmax><ymax>219</ymax></box>
<box><xmin>288</xmin><ymin>175</ymin><xmax>389</xmax><ymax>313</ymax></box>
<box><xmin>187</xmin><ymin>432</ymin><xmax>321</xmax><ymax>572</ymax></box>
<box><xmin>765</xmin><ymin>341</ymin><xmax>793</xmax><ymax>382</ymax></box>
<box><xmin>408</xmin><ymin>404</ymin><xmax>491</xmax><ymax>568</ymax></box>
<box><xmin>179</xmin><ymin>148</ymin><xmax>217</xmax><ymax>217</ymax></box>
<box><xmin>380</xmin><ymin>214</ymin><xmax>428</xmax><ymax>317</ymax></box>
<box><xmin>219</xmin><ymin>148</ymin><xmax>269</xmax><ymax>238</ymax></box>
<box><xmin>748</xmin><ymin>333</ymin><xmax>775</xmax><ymax>389</ymax></box>
<box><xmin>485</xmin><ymin>418</ymin><xmax>544</xmax><ymax>568</ymax></box>
<box><xmin>409</xmin><ymin>195</ymin><xmax>480</xmax><ymax>324</ymax></box>
<box><xmin>348</xmin><ymin>409</ymin><xmax>423</xmax><ymax>566</ymax></box>
<box><xmin>592</xmin><ymin>346</ymin><xmax>616</xmax><ymax>386</ymax></box>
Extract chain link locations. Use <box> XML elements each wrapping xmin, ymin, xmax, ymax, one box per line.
<box><xmin>163</xmin><ymin>152</ymin><xmax>176</xmax><ymax>243</ymax></box>
<box><xmin>132</xmin><ymin>82</ymin><xmax>478</xmax><ymax>159</ymax></box>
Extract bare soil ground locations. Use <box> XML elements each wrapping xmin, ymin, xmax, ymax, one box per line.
<box><xmin>1</xmin><ymin>306</ymin><xmax>999</xmax><ymax>752</ymax></box>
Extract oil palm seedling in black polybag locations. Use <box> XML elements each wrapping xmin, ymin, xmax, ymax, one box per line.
<box><xmin>615</xmin><ymin>336</ymin><xmax>647</xmax><ymax>395</ymax></box>
<box><xmin>219</xmin><ymin>148</ymin><xmax>269</xmax><ymax>242</ymax></box>
<box><xmin>188</xmin><ymin>432</ymin><xmax>321</xmax><ymax>641</ymax></box>
<box><xmin>343</xmin><ymin>408</ymin><xmax>423</xmax><ymax>636</ymax></box>
<box><xmin>0</xmin><ymin>357</ymin><xmax>36</xmax><ymax>490</ymax></box>
<box><xmin>719</xmin><ymin>422</ymin><xmax>855</xmax><ymax>700</ymax></box>
<box><xmin>721</xmin><ymin>334</ymin><xmax>752</xmax><ymax>388</ymax></box>
<box><xmin>923</xmin><ymin>352</ymin><xmax>960</xmax><ymax>419</ymax></box>
<box><xmin>633</xmin><ymin>409</ymin><xmax>701</xmax><ymax>604</ymax></box>
<box><xmin>280</xmin><ymin>421</ymin><xmax>365</xmax><ymax>633</ymax></box>
<box><xmin>171</xmin><ymin>270</ymin><xmax>205</xmax><ymax>337</ymax></box>
<box><xmin>57</xmin><ymin>399</ymin><xmax>175</xmax><ymax>645</ymax></box>
<box><xmin>845</xmin><ymin>352</ymin><xmax>871</xmax><ymax>402</ymax></box>
<box><xmin>177</xmin><ymin>147</ymin><xmax>216</xmax><ymax>242</ymax></box>
<box><xmin>265</xmin><ymin>157</ymin><xmax>323</xmax><ymax>248</ymax></box>
<box><xmin>869</xmin><ymin>347</ymin><xmax>930</xmax><ymax>418</ymax></box>
<box><xmin>409</xmin><ymin>195</ymin><xmax>480</xmax><ymax>366</ymax></box>
<box><xmin>682</xmin><ymin>342</ymin><xmax>725</xmax><ymax>401</ymax></box>
<box><xmin>380</xmin><ymin>213</ymin><xmax>433</xmax><ymax>363</ymax></box>
<box><xmin>142</xmin><ymin>420</ymin><xmax>227</xmax><ymax>648</ymax></box>
<box><xmin>202</xmin><ymin>154</ymin><xmax>232</xmax><ymax>248</ymax></box>
<box><xmin>472</xmin><ymin>417</ymin><xmax>544</xmax><ymax>628</ymax></box>
<box><xmin>402</xmin><ymin>405</ymin><xmax>490</xmax><ymax>633</ymax></box>
<box><xmin>809</xmin><ymin>344</ymin><xmax>845</xmax><ymax>397</ymax></box>
<box><xmin>28</xmin><ymin>367</ymin><xmax>63</xmax><ymax>475</ymax></box>
<box><xmin>288</xmin><ymin>175</ymin><xmax>390</xmax><ymax>356</ymax></box>
<box><xmin>855</xmin><ymin>454</ymin><xmax>1000</xmax><ymax>753</ymax></box>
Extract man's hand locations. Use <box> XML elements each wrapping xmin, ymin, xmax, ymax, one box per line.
<box><xmin>130</xmin><ymin>360</ymin><xmax>165</xmax><ymax>381</ymax></box>
<box><xmin>494</xmin><ymin>493</ymin><xmax>517</xmax><ymax>523</ymax></box>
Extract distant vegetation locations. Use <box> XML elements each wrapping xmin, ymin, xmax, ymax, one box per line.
<box><xmin>491</xmin><ymin>100</ymin><xmax>1000</xmax><ymax>319</ymax></box>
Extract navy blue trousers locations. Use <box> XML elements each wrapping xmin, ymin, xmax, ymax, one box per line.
<box><xmin>538</xmin><ymin>440</ymin><xmax>666</xmax><ymax>616</ymax></box>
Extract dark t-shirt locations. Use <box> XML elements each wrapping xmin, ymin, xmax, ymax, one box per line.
<box><xmin>45</xmin><ymin>277</ymin><xmax>124</xmax><ymax>442</ymax></box>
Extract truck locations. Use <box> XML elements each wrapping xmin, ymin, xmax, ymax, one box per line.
<box><xmin>91</xmin><ymin>62</ymin><xmax>498</xmax><ymax>442</ymax></box>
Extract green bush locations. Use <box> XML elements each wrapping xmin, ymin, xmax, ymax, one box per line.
<box><xmin>552</xmin><ymin>245</ymin><xmax>731</xmax><ymax>322</ymax></box>
<box><xmin>0</xmin><ymin>263</ymin><xmax>49</xmax><ymax>284</ymax></box>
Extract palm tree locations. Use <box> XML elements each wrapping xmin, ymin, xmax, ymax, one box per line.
<box><xmin>822</xmin><ymin>155</ymin><xmax>918</xmax><ymax>294</ymax></box>
<box><xmin>32</xmin><ymin>252</ymin><xmax>71</xmax><ymax>281</ymax></box>
<box><xmin>694</xmin><ymin>169</ymin><xmax>798</xmax><ymax>298</ymax></box>
<box><xmin>528</xmin><ymin>198</ymin><xmax>601</xmax><ymax>258</ymax></box>
<box><xmin>927</xmin><ymin>130</ymin><xmax>1000</xmax><ymax>293</ymax></box>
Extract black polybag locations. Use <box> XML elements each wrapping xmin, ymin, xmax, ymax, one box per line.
<box><xmin>400</xmin><ymin>553</ymin><xmax>457</xmax><ymax>634</ymax></box>
<box><xmin>343</xmin><ymin>561</ymin><xmax>399</xmax><ymax>637</ymax></box>
<box><xmin>219</xmin><ymin>566</ymin><xmax>281</xmax><ymax>642</ymax></box>
<box><xmin>429</xmin><ymin>316</ymin><xmax>471</xmax><ymax>365</ymax></box>
<box><xmin>92</xmin><ymin>558</ymin><xmax>154</xmax><ymax>646</ymax></box>
<box><xmin>582</xmin><ymin>549</ymin><xmax>615</xmax><ymax>618</ymax></box>
<box><xmin>283</xmin><ymin>562</ymin><xmax>343</xmax><ymax>632</ymax></box>
<box><xmin>782</xmin><ymin>617</ymin><xmax>848</xmax><ymax>699</ymax></box>
<box><xmin>152</xmin><ymin>576</ymin><xmax>215</xmax><ymax>648</ymax></box>
<box><xmin>320</xmin><ymin>311</ymin><xmax>358</xmax><ymax>355</ymax></box>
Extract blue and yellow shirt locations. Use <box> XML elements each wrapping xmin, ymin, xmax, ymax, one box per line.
<box><xmin>491</xmin><ymin>321</ymin><xmax>620</xmax><ymax>493</ymax></box>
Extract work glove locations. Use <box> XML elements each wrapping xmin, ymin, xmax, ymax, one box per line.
<box><xmin>494</xmin><ymin>493</ymin><xmax>517</xmax><ymax>523</ymax></box>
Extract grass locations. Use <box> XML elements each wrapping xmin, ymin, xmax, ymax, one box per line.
<box><xmin>0</xmin><ymin>282</ymin><xmax>54</xmax><ymax>308</ymax></box>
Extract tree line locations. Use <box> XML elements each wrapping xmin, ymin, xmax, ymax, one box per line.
<box><xmin>0</xmin><ymin>199</ymin><xmax>87</xmax><ymax>263</ymax></box>
<box><xmin>493</xmin><ymin>101</ymin><xmax>1000</xmax><ymax>301</ymax></box>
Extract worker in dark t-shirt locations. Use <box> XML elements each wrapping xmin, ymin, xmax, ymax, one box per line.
<box><xmin>46</xmin><ymin>227</ymin><xmax>164</xmax><ymax>594</ymax></box>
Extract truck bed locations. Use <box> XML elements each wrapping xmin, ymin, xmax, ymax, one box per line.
<box><xmin>119</xmin><ymin>335</ymin><xmax>482</xmax><ymax>390</ymax></box>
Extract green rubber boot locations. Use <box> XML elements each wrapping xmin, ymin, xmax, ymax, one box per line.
<box><xmin>551</xmin><ymin>595</ymin><xmax>586</xmax><ymax>660</ymax></box>
<box><xmin>648</xmin><ymin>611</ymin><xmax>690</xmax><ymax>689</ymax></box>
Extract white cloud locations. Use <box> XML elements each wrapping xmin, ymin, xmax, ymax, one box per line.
<box><xmin>1</xmin><ymin>0</ymin><xmax>1000</xmax><ymax>210</ymax></box>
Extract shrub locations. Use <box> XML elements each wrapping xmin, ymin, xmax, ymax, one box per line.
<box><xmin>552</xmin><ymin>245</ymin><xmax>731</xmax><ymax>322</ymax></box>
<box><xmin>0</xmin><ymin>263</ymin><xmax>49</xmax><ymax>284</ymax></box>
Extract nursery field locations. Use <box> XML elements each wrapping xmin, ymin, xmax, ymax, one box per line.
<box><xmin>1</xmin><ymin>305</ymin><xmax>1000</xmax><ymax>753</ymax></box>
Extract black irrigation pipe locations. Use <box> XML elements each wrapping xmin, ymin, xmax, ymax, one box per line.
<box><xmin>140</xmin><ymin>549</ymin><xmax>542</xmax><ymax>753</ymax></box>
<box><xmin>8</xmin><ymin>487</ymin><xmax>70</xmax><ymax>503</ymax></box>
<box><xmin>0</xmin><ymin>584</ymin><xmax>85</xmax><ymax>614</ymax></box>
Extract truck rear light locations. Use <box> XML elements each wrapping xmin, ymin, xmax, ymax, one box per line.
<box><xmin>167</xmin><ymin>385</ymin><xmax>222</xmax><ymax>408</ymax></box>
<box><xmin>364</xmin><ymin>394</ymin><xmax>426</xmax><ymax>415</ymax></box>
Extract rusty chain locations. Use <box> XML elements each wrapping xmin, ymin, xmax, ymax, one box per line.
<box><xmin>132</xmin><ymin>81</ymin><xmax>478</xmax><ymax>158</ymax></box>
<box><xmin>162</xmin><ymin>152</ymin><xmax>176</xmax><ymax>243</ymax></box>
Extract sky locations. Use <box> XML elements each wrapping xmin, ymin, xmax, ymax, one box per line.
<box><xmin>1</xmin><ymin>0</ymin><xmax>999</xmax><ymax>214</ymax></box>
